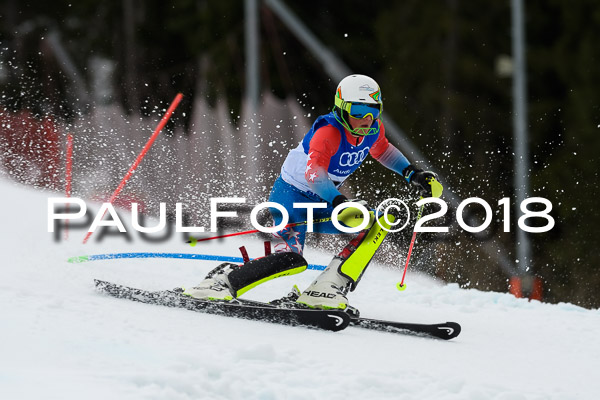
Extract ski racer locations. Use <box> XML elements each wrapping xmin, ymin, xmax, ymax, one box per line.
<box><xmin>185</xmin><ymin>74</ymin><xmax>443</xmax><ymax>311</ymax></box>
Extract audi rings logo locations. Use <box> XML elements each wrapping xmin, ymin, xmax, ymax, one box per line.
<box><xmin>339</xmin><ymin>148</ymin><xmax>370</xmax><ymax>167</ymax></box>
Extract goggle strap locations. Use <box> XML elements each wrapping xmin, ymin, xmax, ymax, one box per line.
<box><xmin>334</xmin><ymin>96</ymin><xmax>352</xmax><ymax>113</ymax></box>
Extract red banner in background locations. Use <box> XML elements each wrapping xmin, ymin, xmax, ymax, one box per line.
<box><xmin>0</xmin><ymin>109</ymin><xmax>60</xmax><ymax>189</ymax></box>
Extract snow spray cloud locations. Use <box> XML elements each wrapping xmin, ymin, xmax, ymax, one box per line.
<box><xmin>47</xmin><ymin>196</ymin><xmax>555</xmax><ymax>243</ymax></box>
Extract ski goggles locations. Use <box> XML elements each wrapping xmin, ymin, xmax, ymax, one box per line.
<box><xmin>335</xmin><ymin>97</ymin><xmax>382</xmax><ymax>120</ymax></box>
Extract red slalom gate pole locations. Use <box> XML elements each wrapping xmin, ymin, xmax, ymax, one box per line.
<box><xmin>397</xmin><ymin>203</ymin><xmax>425</xmax><ymax>291</ymax></box>
<box><xmin>188</xmin><ymin>227</ymin><xmax>266</xmax><ymax>245</ymax></box>
<box><xmin>83</xmin><ymin>93</ymin><xmax>183</xmax><ymax>244</ymax></box>
<box><xmin>187</xmin><ymin>217</ymin><xmax>332</xmax><ymax>246</ymax></box>
<box><xmin>64</xmin><ymin>133</ymin><xmax>74</xmax><ymax>240</ymax></box>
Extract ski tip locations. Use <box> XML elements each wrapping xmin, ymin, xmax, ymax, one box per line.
<box><xmin>437</xmin><ymin>322</ymin><xmax>461</xmax><ymax>340</ymax></box>
<box><xmin>324</xmin><ymin>311</ymin><xmax>351</xmax><ymax>332</ymax></box>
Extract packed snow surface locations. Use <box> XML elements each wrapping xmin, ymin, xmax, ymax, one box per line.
<box><xmin>1</xmin><ymin>179</ymin><xmax>599</xmax><ymax>400</ymax></box>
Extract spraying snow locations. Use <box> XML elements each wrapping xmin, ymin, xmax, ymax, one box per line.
<box><xmin>0</xmin><ymin>178</ymin><xmax>598</xmax><ymax>400</ymax></box>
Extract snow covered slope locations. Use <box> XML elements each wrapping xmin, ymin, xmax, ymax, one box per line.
<box><xmin>1</xmin><ymin>178</ymin><xmax>599</xmax><ymax>400</ymax></box>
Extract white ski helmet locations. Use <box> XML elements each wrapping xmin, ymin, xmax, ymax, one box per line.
<box><xmin>333</xmin><ymin>74</ymin><xmax>383</xmax><ymax>136</ymax></box>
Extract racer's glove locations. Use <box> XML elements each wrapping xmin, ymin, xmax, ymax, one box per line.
<box><xmin>402</xmin><ymin>165</ymin><xmax>443</xmax><ymax>198</ymax></box>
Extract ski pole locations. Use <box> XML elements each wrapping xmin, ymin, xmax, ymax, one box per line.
<box><xmin>187</xmin><ymin>202</ymin><xmax>377</xmax><ymax>245</ymax></box>
<box><xmin>397</xmin><ymin>202</ymin><xmax>425</xmax><ymax>291</ymax></box>
<box><xmin>83</xmin><ymin>93</ymin><xmax>183</xmax><ymax>244</ymax></box>
<box><xmin>187</xmin><ymin>216</ymin><xmax>332</xmax><ymax>246</ymax></box>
